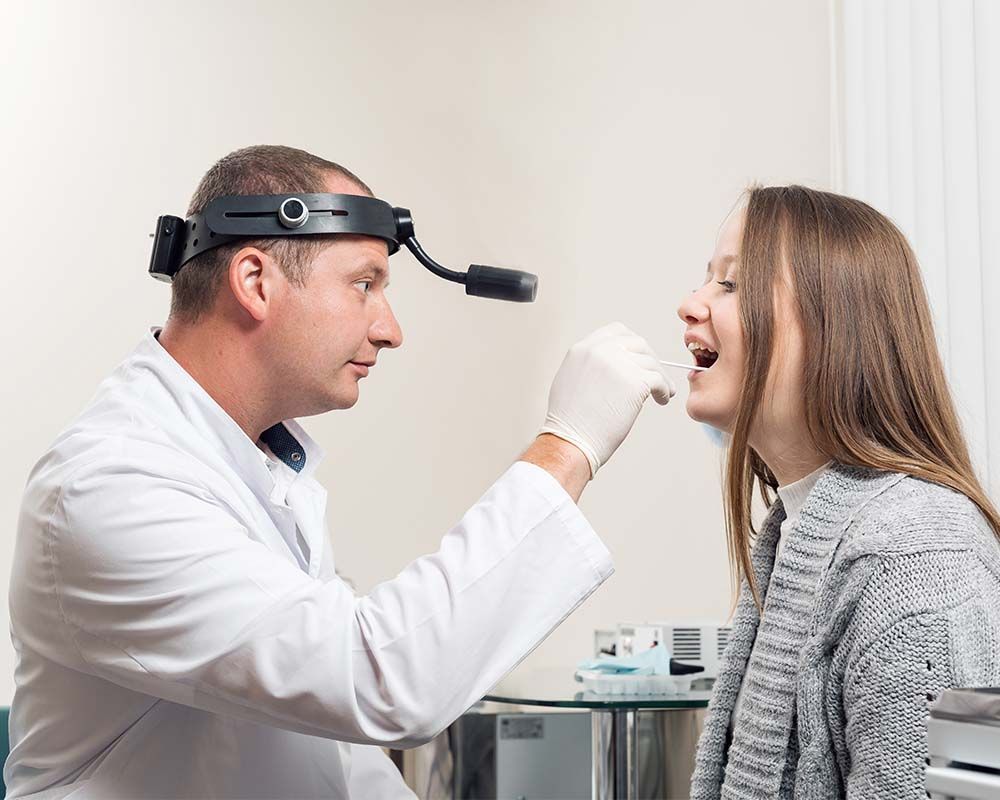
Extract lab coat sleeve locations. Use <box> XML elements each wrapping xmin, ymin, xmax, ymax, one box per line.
<box><xmin>39</xmin><ymin>450</ymin><xmax>612</xmax><ymax>747</ymax></box>
<box><xmin>346</xmin><ymin>744</ymin><xmax>418</xmax><ymax>800</ymax></box>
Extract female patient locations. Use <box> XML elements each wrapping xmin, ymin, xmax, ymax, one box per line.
<box><xmin>679</xmin><ymin>185</ymin><xmax>1000</xmax><ymax>799</ymax></box>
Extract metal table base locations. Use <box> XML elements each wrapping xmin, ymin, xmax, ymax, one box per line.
<box><xmin>483</xmin><ymin>668</ymin><xmax>710</xmax><ymax>800</ymax></box>
<box><xmin>593</xmin><ymin>709</ymin><xmax>637</xmax><ymax>798</ymax></box>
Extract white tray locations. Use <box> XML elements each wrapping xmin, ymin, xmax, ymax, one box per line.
<box><xmin>575</xmin><ymin>669</ymin><xmax>694</xmax><ymax>696</ymax></box>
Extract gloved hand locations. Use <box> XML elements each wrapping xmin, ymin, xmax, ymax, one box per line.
<box><xmin>539</xmin><ymin>323</ymin><xmax>675</xmax><ymax>478</ymax></box>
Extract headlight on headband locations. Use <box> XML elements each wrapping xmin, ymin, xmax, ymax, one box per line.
<box><xmin>149</xmin><ymin>193</ymin><xmax>538</xmax><ymax>303</ymax></box>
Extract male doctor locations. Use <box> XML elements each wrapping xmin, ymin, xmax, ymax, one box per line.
<box><xmin>6</xmin><ymin>145</ymin><xmax>674</xmax><ymax>799</ymax></box>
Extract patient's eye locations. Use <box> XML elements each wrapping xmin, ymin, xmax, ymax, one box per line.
<box><xmin>717</xmin><ymin>280</ymin><xmax>737</xmax><ymax>293</ymax></box>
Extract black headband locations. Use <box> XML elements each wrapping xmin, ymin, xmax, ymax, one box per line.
<box><xmin>149</xmin><ymin>193</ymin><xmax>537</xmax><ymax>302</ymax></box>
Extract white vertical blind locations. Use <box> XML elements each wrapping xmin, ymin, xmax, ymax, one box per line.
<box><xmin>833</xmin><ymin>0</ymin><xmax>1000</xmax><ymax>497</ymax></box>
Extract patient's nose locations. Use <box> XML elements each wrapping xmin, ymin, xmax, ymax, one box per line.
<box><xmin>677</xmin><ymin>289</ymin><xmax>709</xmax><ymax>325</ymax></box>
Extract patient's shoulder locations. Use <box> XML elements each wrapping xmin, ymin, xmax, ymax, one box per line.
<box><xmin>841</xmin><ymin>472</ymin><xmax>997</xmax><ymax>560</ymax></box>
<box><xmin>818</xmin><ymin>473</ymin><xmax>1000</xmax><ymax>641</ymax></box>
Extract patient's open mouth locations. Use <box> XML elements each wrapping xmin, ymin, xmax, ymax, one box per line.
<box><xmin>688</xmin><ymin>341</ymin><xmax>719</xmax><ymax>369</ymax></box>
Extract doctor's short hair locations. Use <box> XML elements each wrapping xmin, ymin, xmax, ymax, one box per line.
<box><xmin>170</xmin><ymin>145</ymin><xmax>373</xmax><ymax>323</ymax></box>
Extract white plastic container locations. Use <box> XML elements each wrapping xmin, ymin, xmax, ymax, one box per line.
<box><xmin>575</xmin><ymin>669</ymin><xmax>694</xmax><ymax>696</ymax></box>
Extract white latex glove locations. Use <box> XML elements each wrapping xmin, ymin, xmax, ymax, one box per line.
<box><xmin>539</xmin><ymin>322</ymin><xmax>676</xmax><ymax>478</ymax></box>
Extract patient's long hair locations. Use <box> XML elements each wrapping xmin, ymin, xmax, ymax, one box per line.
<box><xmin>727</xmin><ymin>185</ymin><xmax>1000</xmax><ymax>605</ymax></box>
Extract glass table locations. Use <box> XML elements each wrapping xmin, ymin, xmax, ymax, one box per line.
<box><xmin>483</xmin><ymin>668</ymin><xmax>712</xmax><ymax>799</ymax></box>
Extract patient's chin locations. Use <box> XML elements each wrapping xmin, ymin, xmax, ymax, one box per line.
<box><xmin>686</xmin><ymin>395</ymin><xmax>733</xmax><ymax>432</ymax></box>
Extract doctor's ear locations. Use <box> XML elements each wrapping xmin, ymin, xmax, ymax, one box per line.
<box><xmin>227</xmin><ymin>247</ymin><xmax>281</xmax><ymax>322</ymax></box>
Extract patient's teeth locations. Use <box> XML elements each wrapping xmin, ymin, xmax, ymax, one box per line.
<box><xmin>687</xmin><ymin>340</ymin><xmax>720</xmax><ymax>355</ymax></box>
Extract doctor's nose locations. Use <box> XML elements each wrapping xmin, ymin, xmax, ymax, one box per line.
<box><xmin>370</xmin><ymin>299</ymin><xmax>403</xmax><ymax>350</ymax></box>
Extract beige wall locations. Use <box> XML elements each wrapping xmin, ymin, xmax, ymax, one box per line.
<box><xmin>0</xmin><ymin>0</ymin><xmax>831</xmax><ymax>703</ymax></box>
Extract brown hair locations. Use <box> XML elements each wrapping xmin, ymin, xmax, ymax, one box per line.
<box><xmin>726</xmin><ymin>185</ymin><xmax>1000</xmax><ymax>605</ymax></box>
<box><xmin>170</xmin><ymin>145</ymin><xmax>372</xmax><ymax>322</ymax></box>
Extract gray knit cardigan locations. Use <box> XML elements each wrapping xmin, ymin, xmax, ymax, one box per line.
<box><xmin>690</xmin><ymin>464</ymin><xmax>1000</xmax><ymax>799</ymax></box>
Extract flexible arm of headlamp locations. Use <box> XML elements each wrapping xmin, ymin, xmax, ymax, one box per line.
<box><xmin>413</xmin><ymin>239</ymin><xmax>538</xmax><ymax>303</ymax></box>
<box><xmin>148</xmin><ymin>193</ymin><xmax>538</xmax><ymax>303</ymax></box>
<box><xmin>390</xmin><ymin>208</ymin><xmax>538</xmax><ymax>303</ymax></box>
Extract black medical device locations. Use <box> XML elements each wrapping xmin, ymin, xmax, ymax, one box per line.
<box><xmin>149</xmin><ymin>193</ymin><xmax>538</xmax><ymax>302</ymax></box>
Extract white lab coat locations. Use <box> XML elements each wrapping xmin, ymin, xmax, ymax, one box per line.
<box><xmin>5</xmin><ymin>329</ymin><xmax>613</xmax><ymax>799</ymax></box>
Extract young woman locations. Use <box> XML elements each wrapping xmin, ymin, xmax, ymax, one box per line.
<box><xmin>678</xmin><ymin>185</ymin><xmax>1000</xmax><ymax>799</ymax></box>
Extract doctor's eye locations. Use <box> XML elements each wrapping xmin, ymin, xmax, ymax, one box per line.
<box><xmin>355</xmin><ymin>281</ymin><xmax>372</xmax><ymax>294</ymax></box>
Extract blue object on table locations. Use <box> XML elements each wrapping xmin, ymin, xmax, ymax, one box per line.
<box><xmin>577</xmin><ymin>642</ymin><xmax>672</xmax><ymax>675</ymax></box>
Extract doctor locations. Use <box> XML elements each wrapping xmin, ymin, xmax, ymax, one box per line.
<box><xmin>6</xmin><ymin>145</ymin><xmax>674</xmax><ymax>799</ymax></box>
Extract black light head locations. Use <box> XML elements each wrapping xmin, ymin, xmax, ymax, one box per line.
<box><xmin>148</xmin><ymin>193</ymin><xmax>537</xmax><ymax>303</ymax></box>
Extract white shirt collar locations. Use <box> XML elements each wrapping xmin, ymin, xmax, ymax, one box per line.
<box><xmin>141</xmin><ymin>327</ymin><xmax>325</xmax><ymax>494</ymax></box>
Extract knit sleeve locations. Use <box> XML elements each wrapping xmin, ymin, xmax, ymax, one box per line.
<box><xmin>839</xmin><ymin>550</ymin><xmax>1000</xmax><ymax>799</ymax></box>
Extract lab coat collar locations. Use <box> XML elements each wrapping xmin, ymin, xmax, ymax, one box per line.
<box><xmin>139</xmin><ymin>327</ymin><xmax>325</xmax><ymax>501</ymax></box>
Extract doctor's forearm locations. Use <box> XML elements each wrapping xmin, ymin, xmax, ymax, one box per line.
<box><xmin>518</xmin><ymin>433</ymin><xmax>591</xmax><ymax>503</ymax></box>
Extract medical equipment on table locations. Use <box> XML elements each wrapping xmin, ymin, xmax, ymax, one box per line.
<box><xmin>576</xmin><ymin>643</ymin><xmax>705</xmax><ymax>695</ymax></box>
<box><xmin>149</xmin><ymin>193</ymin><xmax>538</xmax><ymax>302</ymax></box>
<box><xmin>607</xmin><ymin>622</ymin><xmax>733</xmax><ymax>681</ymax></box>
